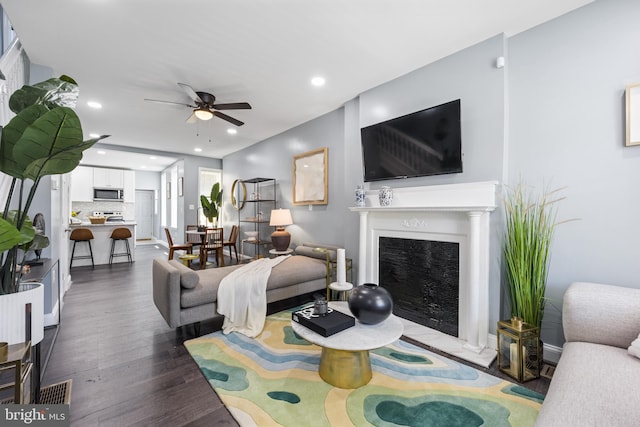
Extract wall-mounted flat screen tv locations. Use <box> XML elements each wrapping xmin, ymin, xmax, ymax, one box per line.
<box><xmin>361</xmin><ymin>99</ymin><xmax>462</xmax><ymax>182</ymax></box>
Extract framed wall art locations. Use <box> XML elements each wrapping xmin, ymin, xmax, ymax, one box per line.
<box><xmin>292</xmin><ymin>147</ymin><xmax>328</xmax><ymax>205</ymax></box>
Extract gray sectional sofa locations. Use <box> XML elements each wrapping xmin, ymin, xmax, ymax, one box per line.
<box><xmin>152</xmin><ymin>243</ymin><xmax>338</xmax><ymax>329</ymax></box>
<box><xmin>535</xmin><ymin>282</ymin><xmax>640</xmax><ymax>426</ymax></box>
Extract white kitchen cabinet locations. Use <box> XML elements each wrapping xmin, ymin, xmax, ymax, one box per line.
<box><xmin>70</xmin><ymin>166</ymin><xmax>94</xmax><ymax>202</ymax></box>
<box><xmin>123</xmin><ymin>170</ymin><xmax>135</xmax><ymax>202</ymax></box>
<box><xmin>93</xmin><ymin>168</ymin><xmax>124</xmax><ymax>188</ymax></box>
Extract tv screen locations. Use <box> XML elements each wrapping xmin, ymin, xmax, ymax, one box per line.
<box><xmin>360</xmin><ymin>99</ymin><xmax>462</xmax><ymax>182</ymax></box>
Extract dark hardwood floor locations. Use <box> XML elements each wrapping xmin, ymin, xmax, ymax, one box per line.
<box><xmin>43</xmin><ymin>243</ymin><xmax>239</xmax><ymax>426</ymax></box>
<box><xmin>43</xmin><ymin>243</ymin><xmax>550</xmax><ymax>426</ymax></box>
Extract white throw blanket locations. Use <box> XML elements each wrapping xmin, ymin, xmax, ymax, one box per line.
<box><xmin>217</xmin><ymin>256</ymin><xmax>289</xmax><ymax>337</ymax></box>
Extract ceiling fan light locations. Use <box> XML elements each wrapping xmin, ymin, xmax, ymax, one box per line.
<box><xmin>194</xmin><ymin>108</ymin><xmax>213</xmax><ymax>121</ymax></box>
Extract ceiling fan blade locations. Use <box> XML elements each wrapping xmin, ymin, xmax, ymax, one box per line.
<box><xmin>186</xmin><ymin>112</ymin><xmax>197</xmax><ymax>124</ymax></box>
<box><xmin>214</xmin><ymin>111</ymin><xmax>244</xmax><ymax>126</ymax></box>
<box><xmin>177</xmin><ymin>83</ymin><xmax>204</xmax><ymax>104</ymax></box>
<box><xmin>144</xmin><ymin>98</ymin><xmax>195</xmax><ymax>108</ymax></box>
<box><xmin>212</xmin><ymin>102</ymin><xmax>252</xmax><ymax>110</ymax></box>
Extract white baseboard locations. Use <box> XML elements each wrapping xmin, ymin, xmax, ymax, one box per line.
<box><xmin>542</xmin><ymin>342</ymin><xmax>562</xmax><ymax>364</ymax></box>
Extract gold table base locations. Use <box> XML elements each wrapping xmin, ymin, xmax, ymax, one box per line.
<box><xmin>319</xmin><ymin>347</ymin><xmax>372</xmax><ymax>389</ymax></box>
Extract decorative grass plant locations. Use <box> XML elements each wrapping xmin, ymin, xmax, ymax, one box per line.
<box><xmin>502</xmin><ymin>182</ymin><xmax>565</xmax><ymax>328</ymax></box>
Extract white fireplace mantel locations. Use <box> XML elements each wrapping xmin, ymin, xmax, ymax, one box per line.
<box><xmin>349</xmin><ymin>181</ymin><xmax>498</xmax><ymax>365</ymax></box>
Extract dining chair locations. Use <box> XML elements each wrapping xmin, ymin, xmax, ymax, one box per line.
<box><xmin>223</xmin><ymin>225</ymin><xmax>239</xmax><ymax>264</ymax></box>
<box><xmin>203</xmin><ymin>227</ymin><xmax>224</xmax><ymax>268</ymax></box>
<box><xmin>186</xmin><ymin>225</ymin><xmax>202</xmax><ymax>250</ymax></box>
<box><xmin>164</xmin><ymin>227</ymin><xmax>193</xmax><ymax>261</ymax></box>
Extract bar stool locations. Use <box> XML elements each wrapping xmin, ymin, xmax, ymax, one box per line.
<box><xmin>69</xmin><ymin>228</ymin><xmax>94</xmax><ymax>268</ymax></box>
<box><xmin>109</xmin><ymin>227</ymin><xmax>133</xmax><ymax>264</ymax></box>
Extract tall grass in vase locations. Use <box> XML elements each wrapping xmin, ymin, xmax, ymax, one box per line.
<box><xmin>502</xmin><ymin>182</ymin><xmax>564</xmax><ymax>328</ymax></box>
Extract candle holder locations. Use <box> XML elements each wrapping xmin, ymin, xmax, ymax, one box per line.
<box><xmin>496</xmin><ymin>317</ymin><xmax>541</xmax><ymax>382</ymax></box>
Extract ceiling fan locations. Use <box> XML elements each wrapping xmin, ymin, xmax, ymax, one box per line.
<box><xmin>144</xmin><ymin>83</ymin><xmax>251</xmax><ymax>126</ymax></box>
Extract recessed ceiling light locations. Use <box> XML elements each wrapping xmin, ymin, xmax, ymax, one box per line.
<box><xmin>87</xmin><ymin>101</ymin><xmax>102</xmax><ymax>109</ymax></box>
<box><xmin>311</xmin><ymin>76</ymin><xmax>326</xmax><ymax>87</ymax></box>
<box><xmin>227</xmin><ymin>128</ymin><xmax>237</xmax><ymax>135</ymax></box>
<box><xmin>97</xmin><ymin>150</ymin><xmax>106</xmax><ymax>155</ymax></box>
<box><xmin>149</xmin><ymin>156</ymin><xmax>157</xmax><ymax>160</ymax></box>
<box><xmin>89</xmin><ymin>133</ymin><xmax>100</xmax><ymax>138</ymax></box>
<box><xmin>194</xmin><ymin>148</ymin><xmax>202</xmax><ymax>153</ymax></box>
<box><xmin>141</xmin><ymin>165</ymin><xmax>147</xmax><ymax>169</ymax></box>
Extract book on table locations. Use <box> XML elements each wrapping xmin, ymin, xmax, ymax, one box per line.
<box><xmin>292</xmin><ymin>305</ymin><xmax>355</xmax><ymax>337</ymax></box>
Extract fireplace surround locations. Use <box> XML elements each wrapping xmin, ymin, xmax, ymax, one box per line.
<box><xmin>349</xmin><ymin>181</ymin><xmax>498</xmax><ymax>366</ymax></box>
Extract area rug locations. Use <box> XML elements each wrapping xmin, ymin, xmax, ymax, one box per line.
<box><xmin>185</xmin><ymin>309</ymin><xmax>543</xmax><ymax>427</ymax></box>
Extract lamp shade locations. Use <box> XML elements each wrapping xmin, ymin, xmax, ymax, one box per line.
<box><xmin>194</xmin><ymin>107</ymin><xmax>213</xmax><ymax>121</ymax></box>
<box><xmin>269</xmin><ymin>209</ymin><xmax>293</xmax><ymax>227</ymax></box>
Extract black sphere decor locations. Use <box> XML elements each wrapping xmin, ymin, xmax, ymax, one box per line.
<box><xmin>348</xmin><ymin>283</ymin><xmax>393</xmax><ymax>325</ymax></box>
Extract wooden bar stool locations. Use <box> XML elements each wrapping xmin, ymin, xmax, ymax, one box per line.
<box><xmin>69</xmin><ymin>228</ymin><xmax>94</xmax><ymax>268</ymax></box>
<box><xmin>109</xmin><ymin>227</ymin><xmax>133</xmax><ymax>264</ymax></box>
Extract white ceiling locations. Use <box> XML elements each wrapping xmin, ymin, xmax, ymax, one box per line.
<box><xmin>2</xmin><ymin>0</ymin><xmax>591</xmax><ymax>171</ymax></box>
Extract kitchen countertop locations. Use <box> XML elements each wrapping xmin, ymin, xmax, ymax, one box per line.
<box><xmin>70</xmin><ymin>221</ymin><xmax>137</xmax><ymax>227</ymax></box>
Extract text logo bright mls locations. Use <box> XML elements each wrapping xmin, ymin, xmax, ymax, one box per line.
<box><xmin>2</xmin><ymin>406</ymin><xmax>68</xmax><ymax>426</ymax></box>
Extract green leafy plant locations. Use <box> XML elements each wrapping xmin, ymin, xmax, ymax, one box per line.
<box><xmin>0</xmin><ymin>75</ymin><xmax>108</xmax><ymax>294</ymax></box>
<box><xmin>502</xmin><ymin>182</ymin><xmax>565</xmax><ymax>328</ymax></box>
<box><xmin>200</xmin><ymin>182</ymin><xmax>223</xmax><ymax>226</ymax></box>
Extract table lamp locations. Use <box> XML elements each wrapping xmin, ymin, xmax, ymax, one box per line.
<box><xmin>270</xmin><ymin>209</ymin><xmax>293</xmax><ymax>251</ymax></box>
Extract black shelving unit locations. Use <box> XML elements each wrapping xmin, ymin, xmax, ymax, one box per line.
<box><xmin>238</xmin><ymin>178</ymin><xmax>276</xmax><ymax>261</ymax></box>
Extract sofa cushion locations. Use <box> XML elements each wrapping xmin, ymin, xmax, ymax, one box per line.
<box><xmin>629</xmin><ymin>334</ymin><xmax>640</xmax><ymax>359</ymax></box>
<box><xmin>535</xmin><ymin>341</ymin><xmax>640</xmax><ymax>426</ymax></box>
<box><xmin>295</xmin><ymin>244</ymin><xmax>338</xmax><ymax>261</ymax></box>
<box><xmin>181</xmin><ymin>264</ymin><xmax>244</xmax><ymax>308</ymax></box>
<box><xmin>266</xmin><ymin>255</ymin><xmax>326</xmax><ymax>291</ymax></box>
<box><xmin>168</xmin><ymin>260</ymin><xmax>199</xmax><ymax>289</ymax></box>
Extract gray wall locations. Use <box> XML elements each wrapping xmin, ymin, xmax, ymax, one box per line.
<box><xmin>222</xmin><ymin>0</ymin><xmax>640</xmax><ymax>348</ymax></box>
<box><xmin>223</xmin><ymin>109</ymin><xmax>346</xmax><ymax>250</ymax></box>
<box><xmin>508</xmin><ymin>0</ymin><xmax>640</xmax><ymax>345</ymax></box>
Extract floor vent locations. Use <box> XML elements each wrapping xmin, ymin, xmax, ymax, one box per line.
<box><xmin>0</xmin><ymin>379</ymin><xmax>72</xmax><ymax>405</ymax></box>
<box><xmin>540</xmin><ymin>364</ymin><xmax>556</xmax><ymax>379</ymax></box>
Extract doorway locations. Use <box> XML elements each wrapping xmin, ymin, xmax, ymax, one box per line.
<box><xmin>135</xmin><ymin>190</ymin><xmax>155</xmax><ymax>240</ymax></box>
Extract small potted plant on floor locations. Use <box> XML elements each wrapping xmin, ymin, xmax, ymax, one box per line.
<box><xmin>502</xmin><ymin>182</ymin><xmax>565</xmax><ymax>329</ymax></box>
<box><xmin>0</xmin><ymin>75</ymin><xmax>108</xmax><ymax>345</ymax></box>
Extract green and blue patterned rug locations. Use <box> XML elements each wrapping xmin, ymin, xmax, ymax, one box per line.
<box><xmin>185</xmin><ymin>310</ymin><xmax>543</xmax><ymax>426</ymax></box>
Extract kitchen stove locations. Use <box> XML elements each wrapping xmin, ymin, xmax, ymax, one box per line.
<box><xmin>94</xmin><ymin>211</ymin><xmax>125</xmax><ymax>222</ymax></box>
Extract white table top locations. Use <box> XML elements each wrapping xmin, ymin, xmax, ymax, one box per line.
<box><xmin>291</xmin><ymin>301</ymin><xmax>403</xmax><ymax>351</ymax></box>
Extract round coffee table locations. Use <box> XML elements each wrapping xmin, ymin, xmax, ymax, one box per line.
<box><xmin>291</xmin><ymin>301</ymin><xmax>403</xmax><ymax>388</ymax></box>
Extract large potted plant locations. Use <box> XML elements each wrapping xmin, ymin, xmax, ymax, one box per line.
<box><xmin>0</xmin><ymin>75</ymin><xmax>107</xmax><ymax>345</ymax></box>
<box><xmin>502</xmin><ymin>182</ymin><xmax>564</xmax><ymax>329</ymax></box>
<box><xmin>200</xmin><ymin>182</ymin><xmax>223</xmax><ymax>227</ymax></box>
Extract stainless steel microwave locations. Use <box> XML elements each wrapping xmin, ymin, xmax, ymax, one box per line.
<box><xmin>93</xmin><ymin>188</ymin><xmax>124</xmax><ymax>201</ymax></box>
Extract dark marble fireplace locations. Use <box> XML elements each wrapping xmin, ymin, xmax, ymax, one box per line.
<box><xmin>379</xmin><ymin>237</ymin><xmax>460</xmax><ymax>337</ymax></box>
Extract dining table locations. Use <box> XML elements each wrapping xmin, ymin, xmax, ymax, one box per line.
<box><xmin>186</xmin><ymin>229</ymin><xmax>225</xmax><ymax>269</ymax></box>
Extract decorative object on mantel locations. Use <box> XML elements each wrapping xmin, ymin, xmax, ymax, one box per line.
<box><xmin>269</xmin><ymin>209</ymin><xmax>293</xmax><ymax>251</ymax></box>
<box><xmin>378</xmin><ymin>186</ymin><xmax>393</xmax><ymax>206</ymax></box>
<box><xmin>497</xmin><ymin>316</ymin><xmax>541</xmax><ymax>382</ymax></box>
<box><xmin>348</xmin><ymin>283</ymin><xmax>393</xmax><ymax>324</ymax></box>
<box><xmin>292</xmin><ymin>147</ymin><xmax>328</xmax><ymax>206</ymax></box>
<box><xmin>355</xmin><ymin>184</ymin><xmax>365</xmax><ymax>207</ymax></box>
